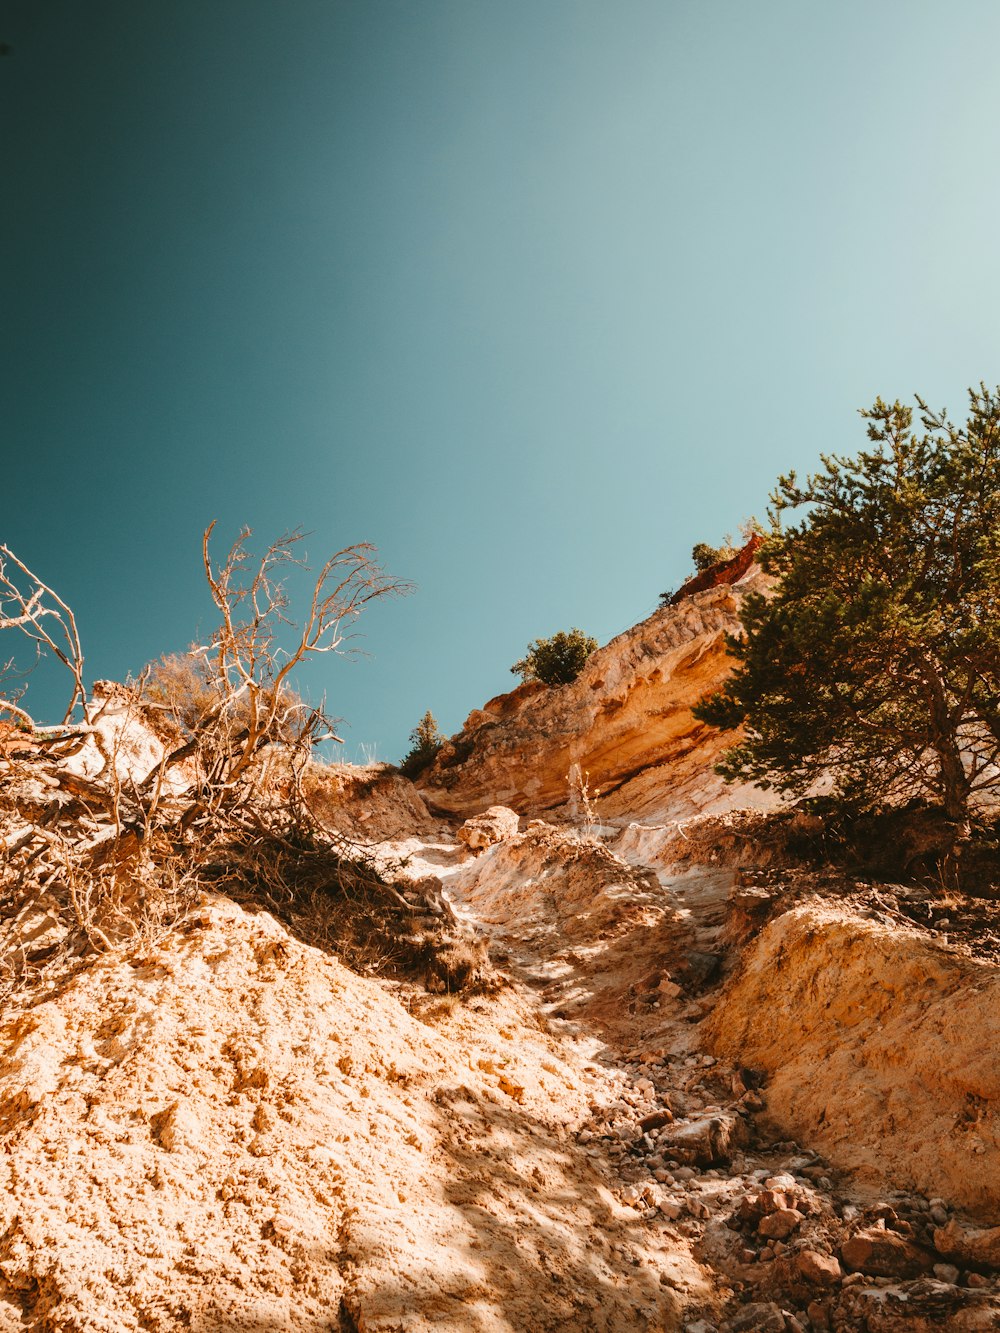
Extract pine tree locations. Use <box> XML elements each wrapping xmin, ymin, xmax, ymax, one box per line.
<box><xmin>695</xmin><ymin>387</ymin><xmax>1000</xmax><ymax>839</ymax></box>
<box><xmin>400</xmin><ymin>709</ymin><xmax>445</xmax><ymax>778</ymax></box>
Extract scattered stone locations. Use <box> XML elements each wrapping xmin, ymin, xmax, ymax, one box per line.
<box><xmin>758</xmin><ymin>1208</ymin><xmax>803</xmax><ymax>1240</ymax></box>
<box><xmin>765</xmin><ymin>1173</ymin><xmax>797</xmax><ymax>1191</ymax></box>
<box><xmin>841</xmin><ymin>1226</ymin><xmax>935</xmax><ymax>1278</ymax></box>
<box><xmin>757</xmin><ymin>1188</ymin><xmax>794</xmax><ymax>1214</ymax></box>
<box><xmin>639</xmin><ymin>1108</ymin><xmax>675</xmax><ymax>1132</ymax></box>
<box><xmin>658</xmin><ymin>1112</ymin><xmax>749</xmax><ymax>1167</ymax></box>
<box><xmin>723</xmin><ymin>1300</ymin><xmax>785</xmax><ymax>1332</ymax></box>
<box><xmin>934</xmin><ymin>1219</ymin><xmax>1000</xmax><ymax>1269</ymax></box>
<box><xmin>934</xmin><ymin>1263</ymin><xmax>961</xmax><ymax>1284</ymax></box>
<box><xmin>806</xmin><ymin>1299</ymin><xmax>831</xmax><ymax>1330</ymax></box>
<box><xmin>795</xmin><ymin>1249</ymin><xmax>842</xmax><ymax>1287</ymax></box>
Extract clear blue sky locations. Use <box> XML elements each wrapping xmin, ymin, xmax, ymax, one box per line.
<box><xmin>4</xmin><ymin>1</ymin><xmax>1000</xmax><ymax>760</ymax></box>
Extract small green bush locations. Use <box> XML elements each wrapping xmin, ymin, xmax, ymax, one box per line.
<box><xmin>691</xmin><ymin>539</ymin><xmax>736</xmax><ymax>572</ymax></box>
<box><xmin>400</xmin><ymin>709</ymin><xmax>445</xmax><ymax>778</ymax></box>
<box><xmin>511</xmin><ymin>628</ymin><xmax>598</xmax><ymax>686</ymax></box>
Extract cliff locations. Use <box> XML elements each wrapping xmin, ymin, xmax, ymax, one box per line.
<box><xmin>417</xmin><ymin>563</ymin><xmax>776</xmax><ymax>822</ymax></box>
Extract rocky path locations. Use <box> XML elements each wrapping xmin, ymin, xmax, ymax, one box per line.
<box><xmin>397</xmin><ymin>819</ymin><xmax>1000</xmax><ymax>1332</ymax></box>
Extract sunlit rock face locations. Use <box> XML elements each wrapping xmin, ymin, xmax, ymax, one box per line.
<box><xmin>418</xmin><ymin>563</ymin><xmax>778</xmax><ymax>824</ymax></box>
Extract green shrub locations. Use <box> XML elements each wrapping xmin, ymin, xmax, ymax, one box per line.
<box><xmin>511</xmin><ymin>628</ymin><xmax>598</xmax><ymax>686</ymax></box>
<box><xmin>400</xmin><ymin>709</ymin><xmax>445</xmax><ymax>778</ymax></box>
<box><xmin>691</xmin><ymin>540</ymin><xmax>736</xmax><ymax>572</ymax></box>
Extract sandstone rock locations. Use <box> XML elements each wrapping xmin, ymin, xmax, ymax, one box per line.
<box><xmin>304</xmin><ymin>762</ymin><xmax>435</xmax><ymax>840</ymax></box>
<box><xmin>683</xmin><ymin>950</ymin><xmax>722</xmax><ymax>986</ymax></box>
<box><xmin>724</xmin><ymin>1300</ymin><xmax>786</xmax><ymax>1332</ymax></box>
<box><xmin>933</xmin><ymin>1263</ymin><xmax>961</xmax><ymax>1284</ymax></box>
<box><xmin>456</xmin><ymin>805</ymin><xmax>520</xmax><ymax>851</ymax></box>
<box><xmin>796</xmin><ymin>1248</ymin><xmax>842</xmax><ymax>1286</ymax></box>
<box><xmin>839</xmin><ymin>1279</ymin><xmax>1000</xmax><ymax>1332</ymax></box>
<box><xmin>765</xmin><ymin>1173</ymin><xmax>797</xmax><ymax>1191</ymax></box>
<box><xmin>658</xmin><ymin>1112</ymin><xmax>750</xmax><ymax>1167</ymax></box>
<box><xmin>841</xmin><ymin>1225</ymin><xmax>935</xmax><ymax>1278</ymax></box>
<box><xmin>758</xmin><ymin>1207</ymin><xmax>803</xmax><ymax>1240</ymax></box>
<box><xmin>639</xmin><ymin>1108</ymin><xmax>674</xmax><ymax>1132</ymax></box>
<box><xmin>705</xmin><ymin>902</ymin><xmax>1000</xmax><ymax>1219</ymax></box>
<box><xmin>934</xmin><ymin>1219</ymin><xmax>1000</xmax><ymax>1268</ymax></box>
<box><xmin>757</xmin><ymin>1188</ymin><xmax>794</xmax><ymax>1214</ymax></box>
<box><xmin>806</xmin><ymin>1299</ymin><xmax>831</xmax><ymax>1330</ymax></box>
<box><xmin>417</xmin><ymin>572</ymin><xmax>776</xmax><ymax>820</ymax></box>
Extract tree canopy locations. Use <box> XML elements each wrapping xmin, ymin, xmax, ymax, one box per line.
<box><xmin>511</xmin><ymin>628</ymin><xmax>598</xmax><ymax>686</ymax></box>
<box><xmin>695</xmin><ymin>387</ymin><xmax>1000</xmax><ymax>833</ymax></box>
<box><xmin>400</xmin><ymin>709</ymin><xmax>445</xmax><ymax>778</ymax></box>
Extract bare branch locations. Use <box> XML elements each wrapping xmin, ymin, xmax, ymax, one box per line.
<box><xmin>0</xmin><ymin>544</ymin><xmax>86</xmax><ymax>722</ymax></box>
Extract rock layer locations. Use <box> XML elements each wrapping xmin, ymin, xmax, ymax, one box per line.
<box><xmin>704</xmin><ymin>901</ymin><xmax>1000</xmax><ymax>1219</ymax></box>
<box><xmin>418</xmin><ymin>569</ymin><xmax>775</xmax><ymax>821</ymax></box>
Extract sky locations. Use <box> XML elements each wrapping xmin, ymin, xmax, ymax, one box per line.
<box><xmin>4</xmin><ymin>0</ymin><xmax>1000</xmax><ymax>761</ymax></box>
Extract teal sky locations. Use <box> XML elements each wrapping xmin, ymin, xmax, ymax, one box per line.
<box><xmin>4</xmin><ymin>1</ymin><xmax>1000</xmax><ymax>761</ymax></box>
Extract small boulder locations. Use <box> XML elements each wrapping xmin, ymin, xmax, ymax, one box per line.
<box><xmin>841</xmin><ymin>1226</ymin><xmax>935</xmax><ymax>1278</ymax></box>
<box><xmin>724</xmin><ymin>1302</ymin><xmax>785</xmax><ymax>1333</ymax></box>
<box><xmin>456</xmin><ymin>806</ymin><xmax>520</xmax><ymax>852</ymax></box>
<box><xmin>933</xmin><ymin>1263</ymin><xmax>961</xmax><ymax>1284</ymax></box>
<box><xmin>796</xmin><ymin>1249</ymin><xmax>842</xmax><ymax>1287</ymax></box>
<box><xmin>758</xmin><ymin>1207</ymin><xmax>803</xmax><ymax>1240</ymax></box>
<box><xmin>638</xmin><ymin>1108</ymin><xmax>674</xmax><ymax>1132</ymax></box>
<box><xmin>658</xmin><ymin>1112</ymin><xmax>749</xmax><ymax>1167</ymax></box>
<box><xmin>757</xmin><ymin>1188</ymin><xmax>794</xmax><ymax>1214</ymax></box>
<box><xmin>934</xmin><ymin>1219</ymin><xmax>1000</xmax><ymax>1269</ymax></box>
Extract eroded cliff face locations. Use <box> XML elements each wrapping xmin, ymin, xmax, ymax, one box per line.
<box><xmin>704</xmin><ymin>900</ymin><xmax>1000</xmax><ymax>1221</ymax></box>
<box><xmin>418</xmin><ymin>568</ymin><xmax>777</xmax><ymax>823</ymax></box>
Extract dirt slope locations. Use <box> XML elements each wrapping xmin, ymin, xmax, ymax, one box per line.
<box><xmin>704</xmin><ymin>900</ymin><xmax>1000</xmax><ymax>1220</ymax></box>
<box><xmin>0</xmin><ymin>892</ymin><xmax>707</xmax><ymax>1333</ymax></box>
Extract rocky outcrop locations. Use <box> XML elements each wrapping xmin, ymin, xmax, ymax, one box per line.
<box><xmin>418</xmin><ymin>567</ymin><xmax>776</xmax><ymax>821</ymax></box>
<box><xmin>705</xmin><ymin>901</ymin><xmax>1000</xmax><ymax>1219</ymax></box>
<box><xmin>668</xmin><ymin>534</ymin><xmax>764</xmax><ymax>605</ymax></box>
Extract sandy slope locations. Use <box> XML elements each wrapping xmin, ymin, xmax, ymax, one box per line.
<box><xmin>705</xmin><ymin>901</ymin><xmax>1000</xmax><ymax>1220</ymax></box>
<box><xmin>0</xmin><ymin>890</ymin><xmax>706</xmax><ymax>1332</ymax></box>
